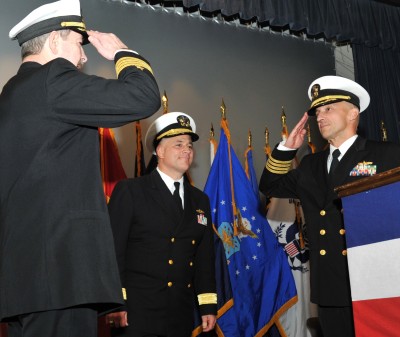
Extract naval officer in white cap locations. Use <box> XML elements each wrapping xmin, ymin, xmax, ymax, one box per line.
<box><xmin>106</xmin><ymin>112</ymin><xmax>217</xmax><ymax>337</ymax></box>
<box><xmin>260</xmin><ymin>75</ymin><xmax>400</xmax><ymax>337</ymax></box>
<box><xmin>0</xmin><ymin>0</ymin><xmax>160</xmax><ymax>336</ymax></box>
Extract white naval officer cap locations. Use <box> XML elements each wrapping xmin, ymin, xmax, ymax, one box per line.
<box><xmin>145</xmin><ymin>112</ymin><xmax>199</xmax><ymax>153</ymax></box>
<box><xmin>307</xmin><ymin>75</ymin><xmax>370</xmax><ymax>116</ymax></box>
<box><xmin>9</xmin><ymin>0</ymin><xmax>89</xmax><ymax>46</ymax></box>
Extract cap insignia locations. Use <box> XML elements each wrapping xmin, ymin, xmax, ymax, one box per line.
<box><xmin>311</xmin><ymin>84</ymin><xmax>320</xmax><ymax>99</ymax></box>
<box><xmin>177</xmin><ymin>115</ymin><xmax>190</xmax><ymax>128</ymax></box>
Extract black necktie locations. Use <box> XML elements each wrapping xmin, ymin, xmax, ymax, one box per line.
<box><xmin>173</xmin><ymin>182</ymin><xmax>183</xmax><ymax>213</ymax></box>
<box><xmin>329</xmin><ymin>149</ymin><xmax>341</xmax><ymax>175</ymax></box>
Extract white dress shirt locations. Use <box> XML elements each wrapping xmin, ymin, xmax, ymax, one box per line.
<box><xmin>277</xmin><ymin>134</ymin><xmax>358</xmax><ymax>172</ymax></box>
<box><xmin>157</xmin><ymin>167</ymin><xmax>184</xmax><ymax>209</ymax></box>
<box><xmin>327</xmin><ymin>135</ymin><xmax>358</xmax><ymax>172</ymax></box>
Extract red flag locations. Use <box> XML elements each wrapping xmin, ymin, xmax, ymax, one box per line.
<box><xmin>99</xmin><ymin>128</ymin><xmax>127</xmax><ymax>203</ymax></box>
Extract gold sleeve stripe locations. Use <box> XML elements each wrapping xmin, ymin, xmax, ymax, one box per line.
<box><xmin>266</xmin><ymin>155</ymin><xmax>292</xmax><ymax>174</ymax></box>
<box><xmin>122</xmin><ymin>288</ymin><xmax>127</xmax><ymax>300</ymax></box>
<box><xmin>311</xmin><ymin>95</ymin><xmax>351</xmax><ymax>108</ymax></box>
<box><xmin>198</xmin><ymin>293</ymin><xmax>218</xmax><ymax>305</ymax></box>
<box><xmin>116</xmin><ymin>57</ymin><xmax>154</xmax><ymax>76</ymax></box>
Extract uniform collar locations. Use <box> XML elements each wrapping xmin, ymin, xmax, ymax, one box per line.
<box><xmin>329</xmin><ymin>134</ymin><xmax>358</xmax><ymax>159</ymax></box>
<box><xmin>156</xmin><ymin>167</ymin><xmax>184</xmax><ymax>194</ymax></box>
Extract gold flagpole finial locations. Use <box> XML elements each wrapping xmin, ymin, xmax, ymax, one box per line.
<box><xmin>210</xmin><ymin>123</ymin><xmax>215</xmax><ymax>138</ymax></box>
<box><xmin>264</xmin><ymin>126</ymin><xmax>271</xmax><ymax>156</ymax></box>
<box><xmin>281</xmin><ymin>106</ymin><xmax>289</xmax><ymax>140</ymax></box>
<box><xmin>220</xmin><ymin>99</ymin><xmax>226</xmax><ymax>120</ymax></box>
<box><xmin>248</xmin><ymin>129</ymin><xmax>252</xmax><ymax>147</ymax></box>
<box><xmin>281</xmin><ymin>106</ymin><xmax>287</xmax><ymax>127</ymax></box>
<box><xmin>380</xmin><ymin>121</ymin><xmax>388</xmax><ymax>142</ymax></box>
<box><xmin>162</xmin><ymin>90</ymin><xmax>168</xmax><ymax>114</ymax></box>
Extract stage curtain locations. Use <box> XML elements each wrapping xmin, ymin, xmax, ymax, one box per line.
<box><xmin>353</xmin><ymin>44</ymin><xmax>400</xmax><ymax>143</ymax></box>
<box><xmin>177</xmin><ymin>0</ymin><xmax>400</xmax><ymax>51</ymax></box>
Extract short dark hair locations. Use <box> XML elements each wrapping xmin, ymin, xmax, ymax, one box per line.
<box><xmin>21</xmin><ymin>29</ymin><xmax>71</xmax><ymax>59</ymax></box>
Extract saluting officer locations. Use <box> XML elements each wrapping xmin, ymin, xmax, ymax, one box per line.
<box><xmin>0</xmin><ymin>0</ymin><xmax>160</xmax><ymax>335</ymax></box>
<box><xmin>259</xmin><ymin>76</ymin><xmax>400</xmax><ymax>337</ymax></box>
<box><xmin>107</xmin><ymin>112</ymin><xmax>217</xmax><ymax>337</ymax></box>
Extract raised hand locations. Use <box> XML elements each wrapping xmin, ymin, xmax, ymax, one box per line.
<box><xmin>87</xmin><ymin>31</ymin><xmax>128</xmax><ymax>60</ymax></box>
<box><xmin>284</xmin><ymin>112</ymin><xmax>308</xmax><ymax>149</ymax></box>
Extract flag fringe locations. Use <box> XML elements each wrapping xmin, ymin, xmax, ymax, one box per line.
<box><xmin>254</xmin><ymin>295</ymin><xmax>298</xmax><ymax>337</ymax></box>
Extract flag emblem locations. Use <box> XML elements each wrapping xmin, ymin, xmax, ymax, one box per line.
<box><xmin>218</xmin><ymin>221</ymin><xmax>240</xmax><ymax>259</ymax></box>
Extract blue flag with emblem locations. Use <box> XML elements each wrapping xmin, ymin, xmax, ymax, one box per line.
<box><xmin>204</xmin><ymin>119</ymin><xmax>297</xmax><ymax>337</ymax></box>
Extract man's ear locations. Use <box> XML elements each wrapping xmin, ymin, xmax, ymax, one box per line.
<box><xmin>156</xmin><ymin>143</ymin><xmax>164</xmax><ymax>159</ymax></box>
<box><xmin>349</xmin><ymin>107</ymin><xmax>359</xmax><ymax>121</ymax></box>
<box><xmin>48</xmin><ymin>31</ymin><xmax>60</xmax><ymax>55</ymax></box>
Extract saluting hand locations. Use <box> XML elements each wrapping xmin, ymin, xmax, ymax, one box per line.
<box><xmin>284</xmin><ymin>112</ymin><xmax>308</xmax><ymax>149</ymax></box>
<box><xmin>87</xmin><ymin>31</ymin><xmax>128</xmax><ymax>60</ymax></box>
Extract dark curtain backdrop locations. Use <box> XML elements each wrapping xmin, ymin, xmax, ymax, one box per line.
<box><xmin>175</xmin><ymin>0</ymin><xmax>400</xmax><ymax>51</ymax></box>
<box><xmin>353</xmin><ymin>44</ymin><xmax>400</xmax><ymax>143</ymax></box>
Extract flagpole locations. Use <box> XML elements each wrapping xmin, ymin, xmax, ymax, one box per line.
<box><xmin>210</xmin><ymin>123</ymin><xmax>217</xmax><ymax>166</ymax></box>
<box><xmin>264</xmin><ymin>126</ymin><xmax>271</xmax><ymax>157</ymax></box>
<box><xmin>220</xmin><ymin>99</ymin><xmax>239</xmax><ymax>236</ymax></box>
<box><xmin>244</xmin><ymin>129</ymin><xmax>252</xmax><ymax>179</ymax></box>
